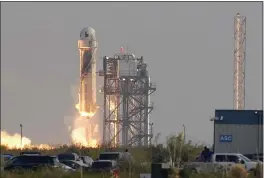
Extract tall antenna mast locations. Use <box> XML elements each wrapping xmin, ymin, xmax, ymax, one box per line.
<box><xmin>234</xmin><ymin>13</ymin><xmax>246</xmax><ymax>110</ymax></box>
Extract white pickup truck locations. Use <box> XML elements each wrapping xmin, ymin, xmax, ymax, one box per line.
<box><xmin>185</xmin><ymin>153</ymin><xmax>261</xmax><ymax>173</ymax></box>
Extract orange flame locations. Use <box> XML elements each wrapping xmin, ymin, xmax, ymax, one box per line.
<box><xmin>75</xmin><ymin>104</ymin><xmax>95</xmax><ymax>118</ymax></box>
<box><xmin>72</xmin><ymin>103</ymin><xmax>98</xmax><ymax>148</ymax></box>
<box><xmin>109</xmin><ymin>96</ymin><xmax>118</xmax><ymax>146</ymax></box>
<box><xmin>1</xmin><ymin>131</ymin><xmax>54</xmax><ymax>150</ymax></box>
<box><xmin>71</xmin><ymin>126</ymin><xmax>97</xmax><ymax>147</ymax></box>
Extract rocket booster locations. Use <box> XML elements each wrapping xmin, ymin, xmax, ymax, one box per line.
<box><xmin>78</xmin><ymin>27</ymin><xmax>98</xmax><ymax>118</ymax></box>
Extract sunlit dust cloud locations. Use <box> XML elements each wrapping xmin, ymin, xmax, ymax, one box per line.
<box><xmin>1</xmin><ymin>131</ymin><xmax>31</xmax><ymax>148</ymax></box>
<box><xmin>71</xmin><ymin>118</ymin><xmax>98</xmax><ymax>147</ymax></box>
<box><xmin>1</xmin><ymin>131</ymin><xmax>53</xmax><ymax>150</ymax></box>
<box><xmin>70</xmin><ymin>115</ymin><xmax>100</xmax><ymax>148</ymax></box>
<box><xmin>69</xmin><ymin>85</ymin><xmax>100</xmax><ymax>148</ymax></box>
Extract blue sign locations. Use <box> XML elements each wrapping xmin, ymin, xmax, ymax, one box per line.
<box><xmin>220</xmin><ymin>135</ymin><xmax>232</xmax><ymax>142</ymax></box>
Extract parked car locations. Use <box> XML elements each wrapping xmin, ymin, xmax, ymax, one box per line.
<box><xmin>4</xmin><ymin>155</ymin><xmax>74</xmax><ymax>172</ymax></box>
<box><xmin>91</xmin><ymin>160</ymin><xmax>118</xmax><ymax>173</ymax></box>
<box><xmin>98</xmin><ymin>152</ymin><xmax>123</xmax><ymax>161</ymax></box>
<box><xmin>57</xmin><ymin>153</ymin><xmax>80</xmax><ymax>162</ymax></box>
<box><xmin>98</xmin><ymin>151</ymin><xmax>134</xmax><ymax>166</ymax></box>
<box><xmin>50</xmin><ymin>156</ymin><xmax>76</xmax><ymax>172</ymax></box>
<box><xmin>60</xmin><ymin>160</ymin><xmax>89</xmax><ymax>171</ymax></box>
<box><xmin>80</xmin><ymin>156</ymin><xmax>93</xmax><ymax>167</ymax></box>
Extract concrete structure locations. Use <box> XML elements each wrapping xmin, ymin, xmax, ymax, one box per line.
<box><xmin>213</xmin><ymin>110</ymin><xmax>263</xmax><ymax>156</ymax></box>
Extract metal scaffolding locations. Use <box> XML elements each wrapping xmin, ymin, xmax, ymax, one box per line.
<box><xmin>234</xmin><ymin>13</ymin><xmax>246</xmax><ymax>110</ymax></box>
<box><xmin>99</xmin><ymin>53</ymin><xmax>156</xmax><ymax>147</ymax></box>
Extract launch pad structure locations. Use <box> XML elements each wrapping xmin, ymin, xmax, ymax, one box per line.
<box><xmin>99</xmin><ymin>53</ymin><xmax>156</xmax><ymax>147</ymax></box>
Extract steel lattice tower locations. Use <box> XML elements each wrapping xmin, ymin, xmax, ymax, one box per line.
<box><xmin>99</xmin><ymin>53</ymin><xmax>156</xmax><ymax>147</ymax></box>
<box><xmin>234</xmin><ymin>13</ymin><xmax>246</xmax><ymax>110</ymax></box>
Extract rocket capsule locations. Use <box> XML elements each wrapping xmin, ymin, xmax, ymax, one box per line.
<box><xmin>80</xmin><ymin>27</ymin><xmax>96</xmax><ymax>43</ymax></box>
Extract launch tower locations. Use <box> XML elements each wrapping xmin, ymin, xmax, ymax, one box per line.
<box><xmin>99</xmin><ymin>52</ymin><xmax>156</xmax><ymax>147</ymax></box>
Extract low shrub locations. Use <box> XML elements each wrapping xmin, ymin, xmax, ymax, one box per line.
<box><xmin>255</xmin><ymin>163</ymin><xmax>263</xmax><ymax>178</ymax></box>
<box><xmin>229</xmin><ymin>165</ymin><xmax>247</xmax><ymax>178</ymax></box>
<box><xmin>176</xmin><ymin>164</ymin><xmax>263</xmax><ymax>178</ymax></box>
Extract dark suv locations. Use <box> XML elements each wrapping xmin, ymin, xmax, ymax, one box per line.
<box><xmin>57</xmin><ymin>153</ymin><xmax>80</xmax><ymax>162</ymax></box>
<box><xmin>4</xmin><ymin>155</ymin><xmax>60</xmax><ymax>171</ymax></box>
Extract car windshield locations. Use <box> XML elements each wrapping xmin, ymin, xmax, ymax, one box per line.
<box><xmin>99</xmin><ymin>153</ymin><xmax>119</xmax><ymax>160</ymax></box>
<box><xmin>2</xmin><ymin>155</ymin><xmax>13</xmax><ymax>162</ymax></box>
<box><xmin>92</xmin><ymin>161</ymin><xmax>112</xmax><ymax>169</ymax></box>
<box><xmin>239</xmin><ymin>155</ymin><xmax>251</xmax><ymax>162</ymax></box>
<box><xmin>57</xmin><ymin>154</ymin><xmax>75</xmax><ymax>161</ymax></box>
<box><xmin>33</xmin><ymin>156</ymin><xmax>57</xmax><ymax>165</ymax></box>
<box><xmin>5</xmin><ymin>157</ymin><xmax>16</xmax><ymax>165</ymax></box>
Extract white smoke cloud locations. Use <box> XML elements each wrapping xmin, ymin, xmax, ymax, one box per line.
<box><xmin>70</xmin><ymin>85</ymin><xmax>79</xmax><ymax>103</ymax></box>
<box><xmin>1</xmin><ymin>130</ymin><xmax>31</xmax><ymax>148</ymax></box>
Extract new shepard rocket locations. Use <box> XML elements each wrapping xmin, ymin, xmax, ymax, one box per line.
<box><xmin>77</xmin><ymin>27</ymin><xmax>98</xmax><ymax>119</ymax></box>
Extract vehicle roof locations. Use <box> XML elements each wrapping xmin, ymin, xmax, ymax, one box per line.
<box><xmin>57</xmin><ymin>153</ymin><xmax>77</xmax><ymax>155</ymax></box>
<box><xmin>81</xmin><ymin>155</ymin><xmax>92</xmax><ymax>158</ymax></box>
<box><xmin>1</xmin><ymin>154</ymin><xmax>13</xmax><ymax>156</ymax></box>
<box><xmin>100</xmin><ymin>152</ymin><xmax>122</xmax><ymax>154</ymax></box>
<box><xmin>213</xmin><ymin>153</ymin><xmax>243</xmax><ymax>155</ymax></box>
<box><xmin>1</xmin><ymin>154</ymin><xmax>13</xmax><ymax>157</ymax></box>
<box><xmin>18</xmin><ymin>155</ymin><xmax>52</xmax><ymax>157</ymax></box>
<box><xmin>94</xmin><ymin>160</ymin><xmax>116</xmax><ymax>163</ymax></box>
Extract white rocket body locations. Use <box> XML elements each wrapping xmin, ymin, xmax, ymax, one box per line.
<box><xmin>78</xmin><ymin>27</ymin><xmax>98</xmax><ymax>118</ymax></box>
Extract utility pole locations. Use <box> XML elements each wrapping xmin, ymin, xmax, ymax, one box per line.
<box><xmin>178</xmin><ymin>125</ymin><xmax>185</xmax><ymax>168</ymax></box>
<box><xmin>149</xmin><ymin>122</ymin><xmax>154</xmax><ymax>146</ymax></box>
<box><xmin>20</xmin><ymin>124</ymin><xmax>23</xmax><ymax>150</ymax></box>
<box><xmin>183</xmin><ymin>124</ymin><xmax>186</xmax><ymax>144</ymax></box>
